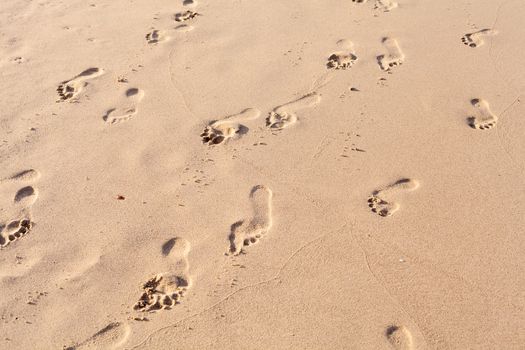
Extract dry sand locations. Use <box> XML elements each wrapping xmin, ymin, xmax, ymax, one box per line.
<box><xmin>0</xmin><ymin>0</ymin><xmax>524</xmax><ymax>349</ymax></box>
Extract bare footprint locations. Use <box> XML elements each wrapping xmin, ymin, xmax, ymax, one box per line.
<box><xmin>386</xmin><ymin>325</ymin><xmax>413</xmax><ymax>350</ymax></box>
<box><xmin>0</xmin><ymin>169</ymin><xmax>40</xmax><ymax>247</ymax></box>
<box><xmin>103</xmin><ymin>88</ymin><xmax>145</xmax><ymax>125</ymax></box>
<box><xmin>267</xmin><ymin>93</ymin><xmax>321</xmax><ymax>130</ymax></box>
<box><xmin>377</xmin><ymin>37</ymin><xmax>405</xmax><ymax>71</ymax></box>
<box><xmin>174</xmin><ymin>10</ymin><xmax>200</xmax><ymax>22</ymax></box>
<box><xmin>65</xmin><ymin>322</ymin><xmax>131</xmax><ymax>349</ymax></box>
<box><xmin>227</xmin><ymin>185</ymin><xmax>273</xmax><ymax>256</ymax></box>
<box><xmin>145</xmin><ymin>30</ymin><xmax>168</xmax><ymax>44</ymax></box>
<box><xmin>368</xmin><ymin>178</ymin><xmax>419</xmax><ymax>217</ymax></box>
<box><xmin>375</xmin><ymin>0</ymin><xmax>398</xmax><ymax>11</ymax></box>
<box><xmin>134</xmin><ymin>237</ymin><xmax>192</xmax><ymax>312</ymax></box>
<box><xmin>461</xmin><ymin>29</ymin><xmax>497</xmax><ymax>48</ymax></box>
<box><xmin>57</xmin><ymin>68</ymin><xmax>105</xmax><ymax>102</ymax></box>
<box><xmin>201</xmin><ymin>108</ymin><xmax>261</xmax><ymax>145</ymax></box>
<box><xmin>468</xmin><ymin>98</ymin><xmax>498</xmax><ymax>130</ymax></box>
<box><xmin>327</xmin><ymin>39</ymin><xmax>358</xmax><ymax>70</ymax></box>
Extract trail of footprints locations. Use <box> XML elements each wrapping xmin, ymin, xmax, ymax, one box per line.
<box><xmin>50</xmin><ymin>0</ymin><xmax>500</xmax><ymax>345</ymax></box>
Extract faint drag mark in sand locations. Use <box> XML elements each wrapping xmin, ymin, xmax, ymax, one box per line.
<box><xmin>327</xmin><ymin>39</ymin><xmax>358</xmax><ymax>70</ymax></box>
<box><xmin>134</xmin><ymin>237</ymin><xmax>192</xmax><ymax>312</ymax></box>
<box><xmin>227</xmin><ymin>185</ymin><xmax>273</xmax><ymax>256</ymax></box>
<box><xmin>461</xmin><ymin>29</ymin><xmax>497</xmax><ymax>48</ymax></box>
<box><xmin>386</xmin><ymin>325</ymin><xmax>414</xmax><ymax>349</ymax></box>
<box><xmin>57</xmin><ymin>68</ymin><xmax>105</xmax><ymax>102</ymax></box>
<box><xmin>375</xmin><ymin>0</ymin><xmax>398</xmax><ymax>11</ymax></box>
<box><xmin>103</xmin><ymin>88</ymin><xmax>145</xmax><ymax>124</ymax></box>
<box><xmin>377</xmin><ymin>37</ymin><xmax>405</xmax><ymax>71</ymax></box>
<box><xmin>145</xmin><ymin>29</ymin><xmax>169</xmax><ymax>44</ymax></box>
<box><xmin>174</xmin><ymin>10</ymin><xmax>201</xmax><ymax>22</ymax></box>
<box><xmin>65</xmin><ymin>322</ymin><xmax>131</xmax><ymax>349</ymax></box>
<box><xmin>368</xmin><ymin>178</ymin><xmax>419</xmax><ymax>217</ymax></box>
<box><xmin>201</xmin><ymin>108</ymin><xmax>261</xmax><ymax>145</ymax></box>
<box><xmin>267</xmin><ymin>93</ymin><xmax>321</xmax><ymax>130</ymax></box>
<box><xmin>0</xmin><ymin>169</ymin><xmax>40</xmax><ymax>247</ymax></box>
<box><xmin>467</xmin><ymin>98</ymin><xmax>498</xmax><ymax>130</ymax></box>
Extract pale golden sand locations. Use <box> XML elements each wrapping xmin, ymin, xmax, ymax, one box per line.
<box><xmin>0</xmin><ymin>0</ymin><xmax>524</xmax><ymax>349</ymax></box>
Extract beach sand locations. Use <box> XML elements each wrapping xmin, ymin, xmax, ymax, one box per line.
<box><xmin>0</xmin><ymin>0</ymin><xmax>524</xmax><ymax>349</ymax></box>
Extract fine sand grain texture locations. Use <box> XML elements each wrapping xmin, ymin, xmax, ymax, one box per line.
<box><xmin>0</xmin><ymin>0</ymin><xmax>524</xmax><ymax>349</ymax></box>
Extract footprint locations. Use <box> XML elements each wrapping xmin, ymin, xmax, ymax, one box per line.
<box><xmin>352</xmin><ymin>0</ymin><xmax>368</xmax><ymax>3</ymax></box>
<box><xmin>461</xmin><ymin>29</ymin><xmax>497</xmax><ymax>48</ymax></box>
<box><xmin>134</xmin><ymin>237</ymin><xmax>192</xmax><ymax>312</ymax></box>
<box><xmin>368</xmin><ymin>178</ymin><xmax>419</xmax><ymax>217</ymax></box>
<box><xmin>267</xmin><ymin>93</ymin><xmax>321</xmax><ymax>130</ymax></box>
<box><xmin>327</xmin><ymin>40</ymin><xmax>358</xmax><ymax>70</ymax></box>
<box><xmin>103</xmin><ymin>88</ymin><xmax>145</xmax><ymax>125</ymax></box>
<box><xmin>375</xmin><ymin>0</ymin><xmax>398</xmax><ymax>11</ymax></box>
<box><xmin>386</xmin><ymin>325</ymin><xmax>413</xmax><ymax>350</ymax></box>
<box><xmin>467</xmin><ymin>98</ymin><xmax>498</xmax><ymax>130</ymax></box>
<box><xmin>65</xmin><ymin>322</ymin><xmax>131</xmax><ymax>349</ymax></box>
<box><xmin>227</xmin><ymin>185</ymin><xmax>273</xmax><ymax>256</ymax></box>
<box><xmin>183</xmin><ymin>0</ymin><xmax>197</xmax><ymax>7</ymax></box>
<box><xmin>377</xmin><ymin>37</ymin><xmax>405</xmax><ymax>71</ymax></box>
<box><xmin>174</xmin><ymin>10</ymin><xmax>200</xmax><ymax>22</ymax></box>
<box><xmin>0</xmin><ymin>169</ymin><xmax>40</xmax><ymax>247</ymax></box>
<box><xmin>145</xmin><ymin>30</ymin><xmax>168</xmax><ymax>44</ymax></box>
<box><xmin>57</xmin><ymin>67</ymin><xmax>104</xmax><ymax>102</ymax></box>
<box><xmin>201</xmin><ymin>108</ymin><xmax>261</xmax><ymax>145</ymax></box>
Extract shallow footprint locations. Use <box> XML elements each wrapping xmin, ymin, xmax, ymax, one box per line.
<box><xmin>386</xmin><ymin>325</ymin><xmax>413</xmax><ymax>350</ymax></box>
<box><xmin>468</xmin><ymin>98</ymin><xmax>498</xmax><ymax>130</ymax></box>
<box><xmin>327</xmin><ymin>39</ymin><xmax>358</xmax><ymax>70</ymax></box>
<box><xmin>57</xmin><ymin>68</ymin><xmax>105</xmax><ymax>102</ymax></box>
<box><xmin>145</xmin><ymin>30</ymin><xmax>168</xmax><ymax>44</ymax></box>
<box><xmin>368</xmin><ymin>178</ymin><xmax>419</xmax><ymax>217</ymax></box>
<box><xmin>66</xmin><ymin>322</ymin><xmax>131</xmax><ymax>349</ymax></box>
<box><xmin>227</xmin><ymin>185</ymin><xmax>273</xmax><ymax>256</ymax></box>
<box><xmin>103</xmin><ymin>88</ymin><xmax>145</xmax><ymax>125</ymax></box>
<box><xmin>267</xmin><ymin>93</ymin><xmax>321</xmax><ymax>130</ymax></box>
<box><xmin>377</xmin><ymin>37</ymin><xmax>405</xmax><ymax>71</ymax></box>
<box><xmin>461</xmin><ymin>29</ymin><xmax>497</xmax><ymax>48</ymax></box>
<box><xmin>375</xmin><ymin>0</ymin><xmax>398</xmax><ymax>11</ymax></box>
<box><xmin>201</xmin><ymin>108</ymin><xmax>261</xmax><ymax>145</ymax></box>
<box><xmin>134</xmin><ymin>237</ymin><xmax>192</xmax><ymax>312</ymax></box>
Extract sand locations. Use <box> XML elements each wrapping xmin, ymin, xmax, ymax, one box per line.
<box><xmin>0</xmin><ymin>0</ymin><xmax>524</xmax><ymax>349</ymax></box>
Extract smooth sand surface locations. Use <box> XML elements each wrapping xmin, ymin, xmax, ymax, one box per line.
<box><xmin>0</xmin><ymin>0</ymin><xmax>524</xmax><ymax>349</ymax></box>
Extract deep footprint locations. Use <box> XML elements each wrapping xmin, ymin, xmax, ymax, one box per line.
<box><xmin>327</xmin><ymin>39</ymin><xmax>358</xmax><ymax>70</ymax></box>
<box><xmin>103</xmin><ymin>88</ymin><xmax>145</xmax><ymax>124</ymax></box>
<box><xmin>267</xmin><ymin>93</ymin><xmax>321</xmax><ymax>130</ymax></box>
<box><xmin>57</xmin><ymin>68</ymin><xmax>105</xmax><ymax>102</ymax></box>
<box><xmin>468</xmin><ymin>98</ymin><xmax>498</xmax><ymax>130</ymax></box>
<box><xmin>386</xmin><ymin>325</ymin><xmax>414</xmax><ymax>350</ymax></box>
<box><xmin>201</xmin><ymin>108</ymin><xmax>261</xmax><ymax>145</ymax></box>
<box><xmin>134</xmin><ymin>237</ymin><xmax>192</xmax><ymax>312</ymax></box>
<box><xmin>377</xmin><ymin>37</ymin><xmax>405</xmax><ymax>71</ymax></box>
<box><xmin>461</xmin><ymin>29</ymin><xmax>497</xmax><ymax>48</ymax></box>
<box><xmin>368</xmin><ymin>178</ymin><xmax>419</xmax><ymax>217</ymax></box>
<box><xmin>227</xmin><ymin>185</ymin><xmax>273</xmax><ymax>256</ymax></box>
